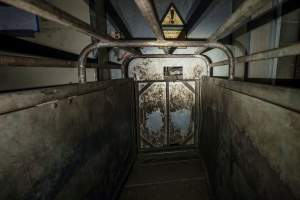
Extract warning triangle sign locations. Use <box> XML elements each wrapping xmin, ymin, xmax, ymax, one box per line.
<box><xmin>161</xmin><ymin>4</ymin><xmax>184</xmax><ymax>26</ymax></box>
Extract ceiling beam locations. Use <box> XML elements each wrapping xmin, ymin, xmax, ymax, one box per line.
<box><xmin>195</xmin><ymin>0</ymin><xmax>272</xmax><ymax>54</ymax></box>
<box><xmin>134</xmin><ymin>0</ymin><xmax>164</xmax><ymax>40</ymax></box>
<box><xmin>185</xmin><ymin>0</ymin><xmax>217</xmax><ymax>34</ymax></box>
<box><xmin>169</xmin><ymin>0</ymin><xmax>218</xmax><ymax>54</ymax></box>
<box><xmin>223</xmin><ymin>0</ymin><xmax>300</xmax><ymax>41</ymax></box>
<box><xmin>0</xmin><ymin>0</ymin><xmax>140</xmax><ymax>55</ymax></box>
<box><xmin>106</xmin><ymin>0</ymin><xmax>132</xmax><ymax>39</ymax></box>
<box><xmin>0</xmin><ymin>34</ymin><xmax>96</xmax><ymax>61</ymax></box>
<box><xmin>105</xmin><ymin>0</ymin><xmax>142</xmax><ymax>54</ymax></box>
<box><xmin>134</xmin><ymin>0</ymin><xmax>170</xmax><ymax>54</ymax></box>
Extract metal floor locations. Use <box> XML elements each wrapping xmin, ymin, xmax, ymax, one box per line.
<box><xmin>119</xmin><ymin>152</ymin><xmax>210</xmax><ymax>200</ymax></box>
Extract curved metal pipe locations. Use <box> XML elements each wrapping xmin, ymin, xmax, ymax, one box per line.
<box><xmin>197</xmin><ymin>54</ymin><xmax>212</xmax><ymax>76</ymax></box>
<box><xmin>78</xmin><ymin>43</ymin><xmax>99</xmax><ymax>83</ymax></box>
<box><xmin>209</xmin><ymin>44</ymin><xmax>235</xmax><ymax>80</ymax></box>
<box><xmin>78</xmin><ymin>41</ymin><xmax>235</xmax><ymax>83</ymax></box>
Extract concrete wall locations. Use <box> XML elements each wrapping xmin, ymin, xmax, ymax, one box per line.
<box><xmin>199</xmin><ymin>77</ymin><xmax>300</xmax><ymax>200</ymax></box>
<box><xmin>0</xmin><ymin>79</ymin><xmax>136</xmax><ymax>200</ymax></box>
<box><xmin>0</xmin><ymin>66</ymin><xmax>96</xmax><ymax>92</ymax></box>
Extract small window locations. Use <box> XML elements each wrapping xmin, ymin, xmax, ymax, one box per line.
<box><xmin>164</xmin><ymin>66</ymin><xmax>183</xmax><ymax>79</ymax></box>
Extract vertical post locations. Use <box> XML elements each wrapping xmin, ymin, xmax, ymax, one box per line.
<box><xmin>195</xmin><ymin>80</ymin><xmax>200</xmax><ymax>146</ymax></box>
<box><xmin>89</xmin><ymin>0</ymin><xmax>110</xmax><ymax>81</ymax></box>
<box><xmin>294</xmin><ymin>26</ymin><xmax>300</xmax><ymax>79</ymax></box>
<box><xmin>135</xmin><ymin>82</ymin><xmax>141</xmax><ymax>151</ymax></box>
<box><xmin>166</xmin><ymin>81</ymin><xmax>170</xmax><ymax>146</ymax></box>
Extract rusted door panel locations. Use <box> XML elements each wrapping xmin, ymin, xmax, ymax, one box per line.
<box><xmin>169</xmin><ymin>82</ymin><xmax>195</xmax><ymax>146</ymax></box>
<box><xmin>139</xmin><ymin>82</ymin><xmax>167</xmax><ymax>149</ymax></box>
<box><xmin>138</xmin><ymin>80</ymin><xmax>198</xmax><ymax>151</ymax></box>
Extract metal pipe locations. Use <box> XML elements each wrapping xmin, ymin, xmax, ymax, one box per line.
<box><xmin>0</xmin><ymin>0</ymin><xmax>140</xmax><ymax>55</ymax></box>
<box><xmin>121</xmin><ymin>54</ymin><xmax>212</xmax><ymax>78</ymax></box>
<box><xmin>0</xmin><ymin>55</ymin><xmax>121</xmax><ymax>69</ymax></box>
<box><xmin>169</xmin><ymin>0</ymin><xmax>222</xmax><ymax>54</ymax></box>
<box><xmin>210</xmin><ymin>42</ymin><xmax>300</xmax><ymax>67</ymax></box>
<box><xmin>0</xmin><ymin>55</ymin><xmax>97</xmax><ymax>68</ymax></box>
<box><xmin>195</xmin><ymin>0</ymin><xmax>272</xmax><ymax>54</ymax></box>
<box><xmin>78</xmin><ymin>40</ymin><xmax>235</xmax><ymax>83</ymax></box>
<box><xmin>134</xmin><ymin>0</ymin><xmax>170</xmax><ymax>54</ymax></box>
<box><xmin>211</xmin><ymin>0</ymin><xmax>271</xmax><ymax>41</ymax></box>
<box><xmin>78</xmin><ymin>40</ymin><xmax>230</xmax><ymax>48</ymax></box>
<box><xmin>124</xmin><ymin>54</ymin><xmax>208</xmax><ymax>58</ymax></box>
<box><xmin>134</xmin><ymin>0</ymin><xmax>164</xmax><ymax>41</ymax></box>
<box><xmin>0</xmin><ymin>79</ymin><xmax>131</xmax><ymax>115</ymax></box>
<box><xmin>0</xmin><ymin>0</ymin><xmax>109</xmax><ymax>41</ymax></box>
<box><xmin>198</xmin><ymin>54</ymin><xmax>212</xmax><ymax>76</ymax></box>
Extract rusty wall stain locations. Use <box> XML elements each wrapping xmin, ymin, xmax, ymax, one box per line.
<box><xmin>129</xmin><ymin>58</ymin><xmax>207</xmax><ymax>81</ymax></box>
<box><xmin>192</xmin><ymin>65</ymin><xmax>204</xmax><ymax>79</ymax></box>
<box><xmin>133</xmin><ymin>59</ymin><xmax>163</xmax><ymax>81</ymax></box>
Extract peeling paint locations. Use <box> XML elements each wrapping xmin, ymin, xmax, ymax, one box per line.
<box><xmin>129</xmin><ymin>58</ymin><xmax>207</xmax><ymax>81</ymax></box>
<box><xmin>139</xmin><ymin>82</ymin><xmax>166</xmax><ymax>148</ymax></box>
<box><xmin>138</xmin><ymin>81</ymin><xmax>196</xmax><ymax>149</ymax></box>
<box><xmin>169</xmin><ymin>82</ymin><xmax>195</xmax><ymax>145</ymax></box>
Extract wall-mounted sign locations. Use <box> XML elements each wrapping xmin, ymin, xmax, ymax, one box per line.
<box><xmin>163</xmin><ymin>30</ymin><xmax>186</xmax><ymax>40</ymax></box>
<box><xmin>164</xmin><ymin>66</ymin><xmax>183</xmax><ymax>79</ymax></box>
<box><xmin>161</xmin><ymin>3</ymin><xmax>186</xmax><ymax>40</ymax></box>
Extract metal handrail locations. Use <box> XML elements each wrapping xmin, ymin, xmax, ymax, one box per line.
<box><xmin>210</xmin><ymin>42</ymin><xmax>300</xmax><ymax>67</ymax></box>
<box><xmin>78</xmin><ymin>40</ymin><xmax>235</xmax><ymax>83</ymax></box>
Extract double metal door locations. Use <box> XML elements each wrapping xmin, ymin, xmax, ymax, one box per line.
<box><xmin>136</xmin><ymin>80</ymin><xmax>199</xmax><ymax>151</ymax></box>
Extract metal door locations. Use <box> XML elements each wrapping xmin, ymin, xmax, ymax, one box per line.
<box><xmin>137</xmin><ymin>80</ymin><xmax>199</xmax><ymax>151</ymax></box>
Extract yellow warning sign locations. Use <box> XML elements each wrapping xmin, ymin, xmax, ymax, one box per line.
<box><xmin>161</xmin><ymin>3</ymin><xmax>185</xmax><ymax>39</ymax></box>
<box><xmin>163</xmin><ymin>30</ymin><xmax>185</xmax><ymax>39</ymax></box>
<box><xmin>161</xmin><ymin>5</ymin><xmax>184</xmax><ymax>26</ymax></box>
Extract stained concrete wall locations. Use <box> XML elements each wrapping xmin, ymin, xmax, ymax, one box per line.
<box><xmin>0</xmin><ymin>66</ymin><xmax>96</xmax><ymax>92</ymax></box>
<box><xmin>199</xmin><ymin>77</ymin><xmax>300</xmax><ymax>200</ymax></box>
<box><xmin>128</xmin><ymin>58</ymin><xmax>208</xmax><ymax>80</ymax></box>
<box><xmin>0</xmin><ymin>79</ymin><xmax>136</xmax><ymax>199</ymax></box>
